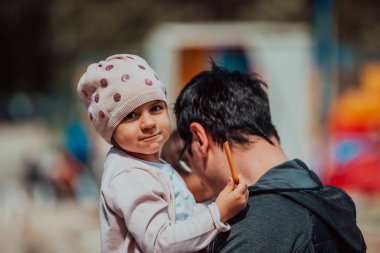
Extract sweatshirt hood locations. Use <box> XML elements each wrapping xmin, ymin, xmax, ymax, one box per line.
<box><xmin>251</xmin><ymin>159</ymin><xmax>321</xmax><ymax>190</ymax></box>
<box><xmin>249</xmin><ymin>159</ymin><xmax>366</xmax><ymax>253</ymax></box>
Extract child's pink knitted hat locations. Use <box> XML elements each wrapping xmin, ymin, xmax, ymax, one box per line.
<box><xmin>77</xmin><ymin>54</ymin><xmax>167</xmax><ymax>144</ymax></box>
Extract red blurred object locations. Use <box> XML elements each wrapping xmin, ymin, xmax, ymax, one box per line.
<box><xmin>322</xmin><ymin>63</ymin><xmax>380</xmax><ymax>194</ymax></box>
<box><xmin>52</xmin><ymin>151</ymin><xmax>83</xmax><ymax>198</ymax></box>
<box><xmin>323</xmin><ymin>135</ymin><xmax>380</xmax><ymax>194</ymax></box>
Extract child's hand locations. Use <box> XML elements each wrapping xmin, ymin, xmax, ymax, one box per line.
<box><xmin>215</xmin><ymin>176</ymin><xmax>248</xmax><ymax>223</ymax></box>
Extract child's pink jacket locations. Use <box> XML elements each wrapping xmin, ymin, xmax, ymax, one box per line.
<box><xmin>100</xmin><ymin>147</ymin><xmax>230</xmax><ymax>253</ymax></box>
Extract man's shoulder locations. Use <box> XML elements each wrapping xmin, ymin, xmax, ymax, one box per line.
<box><xmin>237</xmin><ymin>193</ymin><xmax>311</xmax><ymax>229</ymax></box>
<box><xmin>211</xmin><ymin>186</ymin><xmax>366</xmax><ymax>253</ymax></box>
<box><xmin>210</xmin><ymin>194</ymin><xmax>312</xmax><ymax>252</ymax></box>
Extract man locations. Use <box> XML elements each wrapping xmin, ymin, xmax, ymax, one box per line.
<box><xmin>174</xmin><ymin>62</ymin><xmax>366</xmax><ymax>252</ymax></box>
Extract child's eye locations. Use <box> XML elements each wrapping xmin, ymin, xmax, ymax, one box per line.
<box><xmin>150</xmin><ymin>105</ymin><xmax>163</xmax><ymax>112</ymax></box>
<box><xmin>125</xmin><ymin>112</ymin><xmax>138</xmax><ymax>120</ymax></box>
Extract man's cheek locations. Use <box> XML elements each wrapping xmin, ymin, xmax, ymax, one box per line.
<box><xmin>187</xmin><ymin>156</ymin><xmax>202</xmax><ymax>176</ymax></box>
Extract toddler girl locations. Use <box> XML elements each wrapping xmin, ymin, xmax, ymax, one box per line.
<box><xmin>77</xmin><ymin>54</ymin><xmax>248</xmax><ymax>253</ymax></box>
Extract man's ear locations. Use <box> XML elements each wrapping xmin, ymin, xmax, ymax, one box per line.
<box><xmin>189</xmin><ymin>122</ymin><xmax>209</xmax><ymax>157</ymax></box>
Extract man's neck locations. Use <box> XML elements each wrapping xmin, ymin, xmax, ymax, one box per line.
<box><xmin>232</xmin><ymin>136</ymin><xmax>288</xmax><ymax>185</ymax></box>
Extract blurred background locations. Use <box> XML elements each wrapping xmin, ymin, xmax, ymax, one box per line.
<box><xmin>1</xmin><ymin>0</ymin><xmax>380</xmax><ymax>252</ymax></box>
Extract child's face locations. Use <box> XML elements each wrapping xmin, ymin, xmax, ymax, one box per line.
<box><xmin>113</xmin><ymin>100</ymin><xmax>171</xmax><ymax>162</ymax></box>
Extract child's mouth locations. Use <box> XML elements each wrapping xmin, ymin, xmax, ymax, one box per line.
<box><xmin>140</xmin><ymin>134</ymin><xmax>160</xmax><ymax>141</ymax></box>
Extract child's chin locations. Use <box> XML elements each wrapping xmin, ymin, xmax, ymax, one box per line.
<box><xmin>145</xmin><ymin>144</ymin><xmax>161</xmax><ymax>153</ymax></box>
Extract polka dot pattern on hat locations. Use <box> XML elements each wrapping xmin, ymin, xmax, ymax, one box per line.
<box><xmin>121</xmin><ymin>74</ymin><xmax>130</xmax><ymax>82</ymax></box>
<box><xmin>113</xmin><ymin>93</ymin><xmax>121</xmax><ymax>102</ymax></box>
<box><xmin>77</xmin><ymin>53</ymin><xmax>168</xmax><ymax>144</ymax></box>
<box><xmin>94</xmin><ymin>93</ymin><xmax>99</xmax><ymax>103</ymax></box>
<box><xmin>145</xmin><ymin>79</ymin><xmax>153</xmax><ymax>86</ymax></box>
<box><xmin>105</xmin><ymin>65</ymin><xmax>114</xmax><ymax>71</ymax></box>
<box><xmin>82</xmin><ymin>90</ymin><xmax>88</xmax><ymax>98</ymax></box>
<box><xmin>100</xmin><ymin>78</ymin><xmax>108</xmax><ymax>88</ymax></box>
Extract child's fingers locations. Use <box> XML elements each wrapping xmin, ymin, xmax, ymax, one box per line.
<box><xmin>227</xmin><ymin>177</ymin><xmax>235</xmax><ymax>191</ymax></box>
<box><xmin>221</xmin><ymin>177</ymin><xmax>235</xmax><ymax>194</ymax></box>
<box><xmin>234</xmin><ymin>176</ymin><xmax>248</xmax><ymax>194</ymax></box>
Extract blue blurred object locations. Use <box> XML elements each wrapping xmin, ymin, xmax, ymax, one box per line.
<box><xmin>65</xmin><ymin>121</ymin><xmax>90</xmax><ymax>165</ymax></box>
<box><xmin>313</xmin><ymin>0</ymin><xmax>335</xmax><ymax>125</ymax></box>
<box><xmin>218</xmin><ymin>48</ymin><xmax>250</xmax><ymax>72</ymax></box>
<box><xmin>334</xmin><ymin>138</ymin><xmax>365</xmax><ymax>166</ymax></box>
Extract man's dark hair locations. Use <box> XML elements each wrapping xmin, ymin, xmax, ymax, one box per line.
<box><xmin>174</xmin><ymin>62</ymin><xmax>279</xmax><ymax>147</ymax></box>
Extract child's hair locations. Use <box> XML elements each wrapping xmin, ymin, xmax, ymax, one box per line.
<box><xmin>77</xmin><ymin>54</ymin><xmax>167</xmax><ymax>144</ymax></box>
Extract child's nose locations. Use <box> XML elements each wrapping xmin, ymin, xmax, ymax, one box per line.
<box><xmin>140</xmin><ymin>112</ymin><xmax>156</xmax><ymax>129</ymax></box>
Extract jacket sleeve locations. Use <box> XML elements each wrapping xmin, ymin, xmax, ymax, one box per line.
<box><xmin>107</xmin><ymin>169</ymin><xmax>230</xmax><ymax>253</ymax></box>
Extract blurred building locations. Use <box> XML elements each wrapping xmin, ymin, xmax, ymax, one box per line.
<box><xmin>145</xmin><ymin>22</ymin><xmax>317</xmax><ymax>165</ymax></box>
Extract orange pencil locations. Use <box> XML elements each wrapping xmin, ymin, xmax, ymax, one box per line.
<box><xmin>223</xmin><ymin>141</ymin><xmax>239</xmax><ymax>184</ymax></box>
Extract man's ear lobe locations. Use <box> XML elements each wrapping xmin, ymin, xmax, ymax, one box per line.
<box><xmin>189</xmin><ymin>122</ymin><xmax>209</xmax><ymax>155</ymax></box>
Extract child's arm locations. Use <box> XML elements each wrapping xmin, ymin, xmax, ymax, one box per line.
<box><xmin>107</xmin><ymin>169</ymin><xmax>246</xmax><ymax>253</ymax></box>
